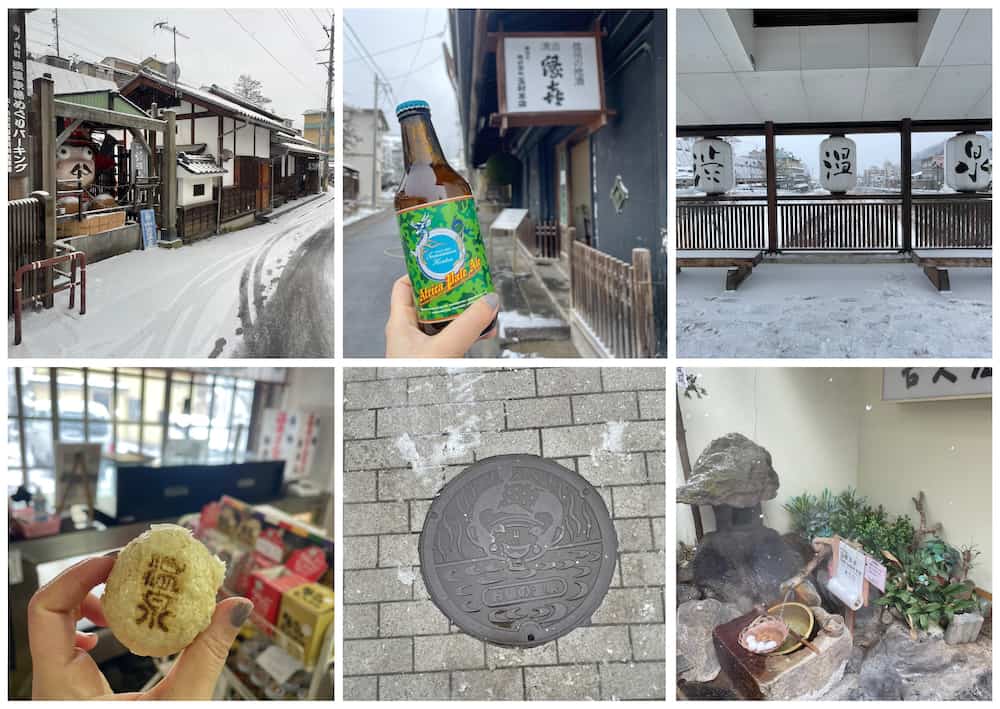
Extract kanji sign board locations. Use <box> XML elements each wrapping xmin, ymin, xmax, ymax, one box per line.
<box><xmin>502</xmin><ymin>36</ymin><xmax>602</xmax><ymax>114</ymax></box>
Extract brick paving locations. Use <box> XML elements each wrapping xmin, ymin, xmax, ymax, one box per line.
<box><xmin>342</xmin><ymin>367</ymin><xmax>666</xmax><ymax>700</ymax></box>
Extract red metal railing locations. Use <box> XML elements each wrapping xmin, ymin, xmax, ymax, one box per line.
<box><xmin>13</xmin><ymin>251</ymin><xmax>87</xmax><ymax>346</ymax></box>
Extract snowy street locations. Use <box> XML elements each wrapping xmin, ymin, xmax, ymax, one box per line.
<box><xmin>9</xmin><ymin>193</ymin><xmax>334</xmax><ymax>358</ymax></box>
<box><xmin>677</xmin><ymin>262</ymin><xmax>991</xmax><ymax>358</ymax></box>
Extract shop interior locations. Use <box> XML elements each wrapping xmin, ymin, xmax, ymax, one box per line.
<box><xmin>8</xmin><ymin>366</ymin><xmax>334</xmax><ymax>700</ymax></box>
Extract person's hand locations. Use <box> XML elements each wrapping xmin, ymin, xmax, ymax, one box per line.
<box><xmin>29</xmin><ymin>554</ymin><xmax>253</xmax><ymax>700</ymax></box>
<box><xmin>385</xmin><ymin>275</ymin><xmax>499</xmax><ymax>358</ymax></box>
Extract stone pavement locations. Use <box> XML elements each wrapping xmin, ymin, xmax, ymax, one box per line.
<box><xmin>342</xmin><ymin>367</ymin><xmax>667</xmax><ymax>700</ymax></box>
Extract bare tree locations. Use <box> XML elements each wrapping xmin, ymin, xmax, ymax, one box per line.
<box><xmin>232</xmin><ymin>74</ymin><xmax>272</xmax><ymax>107</ymax></box>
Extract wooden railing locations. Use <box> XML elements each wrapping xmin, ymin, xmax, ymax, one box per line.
<box><xmin>778</xmin><ymin>196</ymin><xmax>901</xmax><ymax>250</ymax></box>
<box><xmin>518</xmin><ymin>219</ymin><xmax>562</xmax><ymax>259</ymax></box>
<box><xmin>571</xmin><ymin>242</ymin><xmax>654</xmax><ymax>358</ymax></box>
<box><xmin>676</xmin><ymin>197</ymin><xmax>767</xmax><ymax>250</ymax></box>
<box><xmin>8</xmin><ymin>193</ymin><xmax>49</xmax><ymax>315</ymax></box>
<box><xmin>913</xmin><ymin>195</ymin><xmax>991</xmax><ymax>249</ymax></box>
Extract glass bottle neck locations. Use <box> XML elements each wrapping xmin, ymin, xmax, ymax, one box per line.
<box><xmin>400</xmin><ymin>112</ymin><xmax>446</xmax><ymax>167</ymax></box>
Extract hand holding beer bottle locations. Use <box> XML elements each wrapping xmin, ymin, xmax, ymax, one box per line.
<box><xmin>387</xmin><ymin>100</ymin><xmax>498</xmax><ymax>357</ymax></box>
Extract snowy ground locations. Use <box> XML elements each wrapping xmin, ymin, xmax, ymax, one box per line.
<box><xmin>9</xmin><ymin>192</ymin><xmax>334</xmax><ymax>358</ymax></box>
<box><xmin>677</xmin><ymin>262</ymin><xmax>991</xmax><ymax>358</ymax></box>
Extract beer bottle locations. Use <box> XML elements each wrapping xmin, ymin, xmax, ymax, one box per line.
<box><xmin>394</xmin><ymin>99</ymin><xmax>497</xmax><ymax>336</ymax></box>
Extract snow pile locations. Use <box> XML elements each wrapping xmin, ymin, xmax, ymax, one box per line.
<box><xmin>678</xmin><ymin>263</ymin><xmax>991</xmax><ymax>358</ymax></box>
<box><xmin>590</xmin><ymin>420</ymin><xmax>634</xmax><ymax>468</ymax></box>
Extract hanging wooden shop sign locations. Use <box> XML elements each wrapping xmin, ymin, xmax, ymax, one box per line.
<box><xmin>490</xmin><ymin>23</ymin><xmax>612</xmax><ymax>135</ymax></box>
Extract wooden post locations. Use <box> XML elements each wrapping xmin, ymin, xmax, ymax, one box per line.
<box><xmin>163</xmin><ymin>109</ymin><xmax>177</xmax><ymax>240</ymax></box>
<box><xmin>765</xmin><ymin>121</ymin><xmax>778</xmax><ymax>254</ymax></box>
<box><xmin>630</xmin><ymin>248</ymin><xmax>654</xmax><ymax>358</ymax></box>
<box><xmin>900</xmin><ymin>118</ymin><xmax>912</xmax><ymax>253</ymax></box>
<box><xmin>36</xmin><ymin>77</ymin><xmax>57</xmax><ymax>307</ymax></box>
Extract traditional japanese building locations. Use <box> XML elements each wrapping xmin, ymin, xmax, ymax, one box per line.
<box><xmin>450</xmin><ymin>9</ymin><xmax>669</xmax><ymax>356</ymax></box>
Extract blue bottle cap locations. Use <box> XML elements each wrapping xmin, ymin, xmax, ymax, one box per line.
<box><xmin>396</xmin><ymin>99</ymin><xmax>430</xmax><ymax>116</ymax></box>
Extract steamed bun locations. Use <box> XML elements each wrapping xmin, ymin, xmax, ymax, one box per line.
<box><xmin>102</xmin><ymin>524</ymin><xmax>226</xmax><ymax>656</ymax></box>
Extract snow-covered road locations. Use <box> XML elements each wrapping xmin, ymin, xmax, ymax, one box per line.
<box><xmin>677</xmin><ymin>263</ymin><xmax>991</xmax><ymax>358</ymax></box>
<box><xmin>9</xmin><ymin>193</ymin><xmax>334</xmax><ymax>358</ymax></box>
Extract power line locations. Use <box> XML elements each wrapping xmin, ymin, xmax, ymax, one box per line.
<box><xmin>223</xmin><ymin>9</ymin><xmax>313</xmax><ymax>92</ymax></box>
<box><xmin>399</xmin><ymin>9</ymin><xmax>430</xmax><ymax>88</ymax></box>
<box><xmin>309</xmin><ymin>8</ymin><xmax>327</xmax><ymax>32</ymax></box>
<box><xmin>343</xmin><ymin>17</ymin><xmax>397</xmax><ymax>105</ymax></box>
<box><xmin>344</xmin><ymin>31</ymin><xmax>445</xmax><ymax>64</ymax></box>
<box><xmin>385</xmin><ymin>55</ymin><xmax>442</xmax><ymax>81</ymax></box>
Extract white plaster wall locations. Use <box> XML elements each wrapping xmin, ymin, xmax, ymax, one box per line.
<box><xmin>194</xmin><ymin>115</ymin><xmax>218</xmax><ymax>150</ymax></box>
<box><xmin>177</xmin><ymin>176</ymin><xmax>215</xmax><ymax>206</ymax></box>
<box><xmin>676</xmin><ymin>367</ymin><xmax>863</xmax><ymax>545</ymax></box>
<box><xmin>856</xmin><ymin>368</ymin><xmax>992</xmax><ymax>591</ymax></box>
<box><xmin>235</xmin><ymin>122</ymin><xmax>255</xmax><ymax>156</ymax></box>
<box><xmin>222</xmin><ymin>117</ymin><xmax>235</xmax><ymax>186</ymax></box>
<box><xmin>255</xmin><ymin>126</ymin><xmax>270</xmax><ymax>159</ymax></box>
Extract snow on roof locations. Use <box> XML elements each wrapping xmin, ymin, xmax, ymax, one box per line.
<box><xmin>278</xmin><ymin>141</ymin><xmax>327</xmax><ymax>157</ymax></box>
<box><xmin>132</xmin><ymin>70</ymin><xmax>292</xmax><ymax>133</ymax></box>
<box><xmin>177</xmin><ymin>152</ymin><xmax>227</xmax><ymax>177</ymax></box>
<box><xmin>27</xmin><ymin>59</ymin><xmax>119</xmax><ymax>95</ymax></box>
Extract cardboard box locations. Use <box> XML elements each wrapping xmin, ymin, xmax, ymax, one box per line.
<box><xmin>276</xmin><ymin>583</ymin><xmax>334</xmax><ymax>666</ymax></box>
<box><xmin>248</xmin><ymin>566</ymin><xmax>308</xmax><ymax>626</ymax></box>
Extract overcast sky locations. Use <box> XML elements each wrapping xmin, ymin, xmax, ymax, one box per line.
<box><xmin>24</xmin><ymin>9</ymin><xmax>331</xmax><ymax>130</ymax></box>
<box><xmin>344</xmin><ymin>8</ymin><xmax>463</xmax><ymax>161</ymax></box>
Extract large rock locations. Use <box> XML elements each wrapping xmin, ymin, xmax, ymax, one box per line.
<box><xmin>676</xmin><ymin>599</ymin><xmax>742</xmax><ymax>683</ymax></box>
<box><xmin>757</xmin><ymin>618</ymin><xmax>853</xmax><ymax>700</ymax></box>
<box><xmin>693</xmin><ymin>525</ymin><xmax>805</xmax><ymax>613</ymax></box>
<box><xmin>945</xmin><ymin>611</ymin><xmax>984</xmax><ymax>645</ymax></box>
<box><xmin>677</xmin><ymin>433</ymin><xmax>779</xmax><ymax>507</ymax></box>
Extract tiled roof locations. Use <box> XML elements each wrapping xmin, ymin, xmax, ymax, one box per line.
<box><xmin>177</xmin><ymin>152</ymin><xmax>227</xmax><ymax>176</ymax></box>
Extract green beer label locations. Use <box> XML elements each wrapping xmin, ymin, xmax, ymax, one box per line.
<box><xmin>396</xmin><ymin>195</ymin><xmax>494</xmax><ymax>323</ymax></box>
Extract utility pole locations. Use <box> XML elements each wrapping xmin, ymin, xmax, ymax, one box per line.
<box><xmin>371</xmin><ymin>74</ymin><xmax>380</xmax><ymax>209</ymax></box>
<box><xmin>317</xmin><ymin>13</ymin><xmax>334</xmax><ymax>191</ymax></box>
<box><xmin>52</xmin><ymin>10</ymin><xmax>60</xmax><ymax>56</ymax></box>
<box><xmin>153</xmin><ymin>21</ymin><xmax>189</xmax><ymax>95</ymax></box>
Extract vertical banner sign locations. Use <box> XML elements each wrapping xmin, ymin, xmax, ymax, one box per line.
<box><xmin>140</xmin><ymin>208</ymin><xmax>158</xmax><ymax>248</ymax></box>
<box><xmin>8</xmin><ymin>9</ymin><xmax>29</xmax><ymax>176</ymax></box>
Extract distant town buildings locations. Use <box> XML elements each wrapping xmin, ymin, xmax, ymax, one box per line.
<box><xmin>343</xmin><ymin>105</ymin><xmax>389</xmax><ymax>205</ymax></box>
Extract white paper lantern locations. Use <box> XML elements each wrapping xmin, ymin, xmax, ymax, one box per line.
<box><xmin>945</xmin><ymin>132</ymin><xmax>991</xmax><ymax>193</ymax></box>
<box><xmin>692</xmin><ymin>138</ymin><xmax>734</xmax><ymax>194</ymax></box>
<box><xmin>820</xmin><ymin>136</ymin><xmax>857</xmax><ymax>193</ymax></box>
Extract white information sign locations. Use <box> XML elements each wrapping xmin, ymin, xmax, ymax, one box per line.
<box><xmin>883</xmin><ymin>367</ymin><xmax>992</xmax><ymax>402</ymax></box>
<box><xmin>829</xmin><ymin>538</ymin><xmax>866</xmax><ymax>611</ymax></box>
<box><xmin>864</xmin><ymin>555</ymin><xmax>887</xmax><ymax>593</ymax></box>
<box><xmin>503</xmin><ymin>36</ymin><xmax>602</xmax><ymax>114</ymax></box>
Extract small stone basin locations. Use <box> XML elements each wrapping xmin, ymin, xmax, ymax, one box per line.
<box><xmin>766</xmin><ymin>602</ymin><xmax>814</xmax><ymax>655</ymax></box>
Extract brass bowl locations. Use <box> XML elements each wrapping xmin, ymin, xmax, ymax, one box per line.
<box><xmin>766</xmin><ymin>601</ymin><xmax>815</xmax><ymax>655</ymax></box>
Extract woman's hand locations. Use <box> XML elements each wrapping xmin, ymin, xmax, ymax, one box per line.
<box><xmin>29</xmin><ymin>554</ymin><xmax>253</xmax><ymax>700</ymax></box>
<box><xmin>385</xmin><ymin>275</ymin><xmax>499</xmax><ymax>358</ymax></box>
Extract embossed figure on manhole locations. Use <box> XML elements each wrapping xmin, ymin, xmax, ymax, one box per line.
<box><xmin>136</xmin><ymin>554</ymin><xmax>186</xmax><ymax>632</ymax></box>
<box><xmin>420</xmin><ymin>454</ymin><xmax>617</xmax><ymax>647</ymax></box>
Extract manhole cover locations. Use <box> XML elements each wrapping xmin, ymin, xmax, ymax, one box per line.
<box><xmin>419</xmin><ymin>454</ymin><xmax>617</xmax><ymax>647</ymax></box>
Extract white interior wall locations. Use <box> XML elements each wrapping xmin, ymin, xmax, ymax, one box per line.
<box><xmin>281</xmin><ymin>368</ymin><xmax>335</xmax><ymax>496</ymax></box>
<box><xmin>856</xmin><ymin>369</ymin><xmax>992</xmax><ymax>591</ymax></box>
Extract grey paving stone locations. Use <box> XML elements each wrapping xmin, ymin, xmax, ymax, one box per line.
<box><xmin>600</xmin><ymin>661</ymin><xmax>666</xmax><ymax>700</ymax></box>
<box><xmin>612</xmin><ymin>484</ymin><xmax>666</xmax><ymax>518</ymax></box>
<box><xmin>524</xmin><ymin>665</ymin><xmax>600</xmax><ymax>700</ymax></box>
<box><xmin>378</xmin><ymin>672</ymin><xmax>450</xmax><ymax>701</ymax></box>
<box><xmin>602</xmin><ymin>367</ymin><xmax>665</xmax><ymax>391</ymax></box>
<box><xmin>451</xmin><ymin>668</ymin><xmax>525</xmax><ymax>700</ymax></box>
<box><xmin>452</xmin><ymin>368</ymin><xmax>536</xmax><ymax>401</ymax></box>
<box><xmin>505</xmin><ymin>396</ymin><xmax>571</xmax><ymax>429</ymax></box>
<box><xmin>343</xmin><ymin>675</ymin><xmax>377</xmax><ymax>700</ymax></box>
<box><xmin>577</xmin><ymin>452</ymin><xmax>647</xmax><ymax>486</ymax></box>
<box><xmin>556</xmin><ymin>625</ymin><xmax>632</xmax><ymax>663</ymax></box>
<box><xmin>638</xmin><ymin>389</ymin><xmax>667</xmax><ymax>420</ymax></box>
<box><xmin>572</xmin><ymin>392</ymin><xmax>639</xmax><ymax>424</ymax></box>
<box><xmin>621</xmin><ymin>551</ymin><xmax>666</xmax><ymax>587</ymax></box>
<box><xmin>536</xmin><ymin>367</ymin><xmax>603</xmax><ymax>396</ymax></box>
<box><xmin>413</xmin><ymin>634</ymin><xmax>485</xmax><ymax>672</ymax></box>
<box><xmin>485</xmin><ymin>642</ymin><xmax>559</xmax><ymax>669</ymax></box>
<box><xmin>344</xmin><ymin>367</ymin><xmax>378</xmax><ymax>382</ymax></box>
<box><xmin>592</xmin><ymin>587</ymin><xmax>664</xmax><ymax>625</ymax></box>
<box><xmin>344</xmin><ymin>603</ymin><xmax>378</xmax><ymax>639</ymax></box>
<box><xmin>646</xmin><ymin>451</ymin><xmax>666</xmax><ymax>482</ymax></box>
<box><xmin>343</xmin><ymin>470</ymin><xmax>376</xmax><ymax>503</ymax></box>
<box><xmin>343</xmin><ymin>535</ymin><xmax>378</xmax><ymax>570</ymax></box>
<box><xmin>631</xmin><ymin>624</ymin><xmax>666</xmax><ymax>661</ymax></box>
<box><xmin>379</xmin><ymin>600</ymin><xmax>449</xmax><ymax>637</ymax></box>
<box><xmin>376</xmin><ymin>401</ymin><xmax>505</xmax><ymax>438</ymax></box>
<box><xmin>376</xmin><ymin>367</ymin><xmax>442</xmax><ymax>379</ymax></box>
<box><xmin>652</xmin><ymin>517</ymin><xmax>665</xmax><ymax>550</ymax></box>
<box><xmin>344</xmin><ymin>567</ymin><xmax>413</xmax><ymax>604</ymax></box>
<box><xmin>474</xmin><ymin>429</ymin><xmax>541</xmax><ymax>459</ymax></box>
<box><xmin>406</xmin><ymin>374</ymin><xmax>451</xmax><ymax>405</ymax></box>
<box><xmin>345</xmin><ymin>379</ymin><xmax>409</xmax><ymax>410</ymax></box>
<box><xmin>378</xmin><ymin>466</ymin><xmax>461</xmax><ymax>502</ymax></box>
<box><xmin>409</xmin><ymin>499</ymin><xmax>431</xmax><ymax>532</ymax></box>
<box><xmin>344</xmin><ymin>439</ymin><xmax>409</xmax><ymax>471</ymax></box>
<box><xmin>542</xmin><ymin>420</ymin><xmax>664</xmax><ymax>459</ymax></box>
<box><xmin>378</xmin><ymin>533</ymin><xmax>420</xmax><ymax>568</ymax></box>
<box><xmin>614</xmin><ymin>518</ymin><xmax>655</xmax><ymax>552</ymax></box>
<box><xmin>343</xmin><ymin>409</ymin><xmax>376</xmax><ymax>440</ymax></box>
<box><xmin>343</xmin><ymin>638</ymin><xmax>412</xmax><ymax>676</ymax></box>
<box><xmin>343</xmin><ymin>501</ymin><xmax>409</xmax><ymax>535</ymax></box>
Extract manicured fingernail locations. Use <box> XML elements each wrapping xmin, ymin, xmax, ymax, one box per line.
<box><xmin>482</xmin><ymin>293</ymin><xmax>499</xmax><ymax>309</ymax></box>
<box><xmin>102</xmin><ymin>549</ymin><xmax>120</xmax><ymax>559</ymax></box>
<box><xmin>230</xmin><ymin>600</ymin><xmax>253</xmax><ymax>628</ymax></box>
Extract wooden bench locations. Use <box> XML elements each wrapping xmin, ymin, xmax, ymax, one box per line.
<box><xmin>912</xmin><ymin>249</ymin><xmax>992</xmax><ymax>292</ymax></box>
<box><xmin>676</xmin><ymin>250</ymin><xmax>764</xmax><ymax>291</ymax></box>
